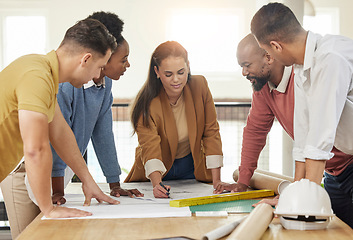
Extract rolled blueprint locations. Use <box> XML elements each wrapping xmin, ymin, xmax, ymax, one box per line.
<box><xmin>254</xmin><ymin>169</ymin><xmax>294</xmax><ymax>182</ymax></box>
<box><xmin>202</xmin><ymin>216</ymin><xmax>247</xmax><ymax>240</ymax></box>
<box><xmin>226</xmin><ymin>203</ymin><xmax>274</xmax><ymax>240</ymax></box>
<box><xmin>233</xmin><ymin>169</ymin><xmax>292</xmax><ymax>195</ymax></box>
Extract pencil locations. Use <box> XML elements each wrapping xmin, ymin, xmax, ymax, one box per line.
<box><xmin>159</xmin><ymin>182</ymin><xmax>170</xmax><ymax>196</ymax></box>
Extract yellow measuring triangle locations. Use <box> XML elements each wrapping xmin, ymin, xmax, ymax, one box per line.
<box><xmin>169</xmin><ymin>189</ymin><xmax>274</xmax><ymax>207</ymax></box>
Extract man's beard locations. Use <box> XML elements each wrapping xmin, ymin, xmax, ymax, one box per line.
<box><xmin>247</xmin><ymin>75</ymin><xmax>270</xmax><ymax>91</ymax></box>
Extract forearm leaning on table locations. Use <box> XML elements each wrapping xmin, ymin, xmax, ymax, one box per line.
<box><xmin>52</xmin><ymin>176</ymin><xmax>65</xmax><ymax>196</ymax></box>
<box><xmin>211</xmin><ymin>168</ymin><xmax>221</xmax><ymax>187</ymax></box>
<box><xmin>294</xmin><ymin>161</ymin><xmax>305</xmax><ymax>181</ymax></box>
<box><xmin>294</xmin><ymin>159</ymin><xmax>325</xmax><ymax>185</ymax></box>
<box><xmin>19</xmin><ymin>109</ymin><xmax>54</xmax><ymax>215</ymax></box>
<box><xmin>149</xmin><ymin>171</ymin><xmax>163</xmax><ymax>187</ymax></box>
<box><xmin>305</xmin><ymin>159</ymin><xmax>326</xmax><ymax>185</ymax></box>
<box><xmin>238</xmin><ymin>91</ymin><xmax>275</xmax><ymax>186</ymax></box>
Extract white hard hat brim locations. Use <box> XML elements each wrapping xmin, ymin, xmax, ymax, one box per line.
<box><xmin>279</xmin><ymin>216</ymin><xmax>332</xmax><ymax>230</ymax></box>
<box><xmin>274</xmin><ymin>211</ymin><xmax>335</xmax><ymax>217</ymax></box>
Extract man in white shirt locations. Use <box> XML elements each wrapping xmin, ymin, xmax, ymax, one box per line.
<box><xmin>250</xmin><ymin>2</ymin><xmax>353</xmax><ymax>228</ymax></box>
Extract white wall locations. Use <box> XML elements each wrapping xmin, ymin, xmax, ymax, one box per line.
<box><xmin>1</xmin><ymin>0</ymin><xmax>353</xmax><ymax>100</ymax></box>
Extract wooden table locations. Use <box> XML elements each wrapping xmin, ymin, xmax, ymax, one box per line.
<box><xmin>17</xmin><ymin>183</ymin><xmax>353</xmax><ymax>240</ymax></box>
<box><xmin>17</xmin><ymin>213</ymin><xmax>353</xmax><ymax>240</ymax></box>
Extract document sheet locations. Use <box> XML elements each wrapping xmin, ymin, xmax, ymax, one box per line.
<box><xmin>43</xmin><ymin>179</ymin><xmax>214</xmax><ymax>220</ymax></box>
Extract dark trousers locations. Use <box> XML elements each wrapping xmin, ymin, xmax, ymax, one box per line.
<box><xmin>324</xmin><ymin>163</ymin><xmax>353</xmax><ymax>229</ymax></box>
<box><xmin>163</xmin><ymin>153</ymin><xmax>195</xmax><ymax>180</ymax></box>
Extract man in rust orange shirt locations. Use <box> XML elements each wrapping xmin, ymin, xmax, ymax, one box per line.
<box><xmin>216</xmin><ymin>34</ymin><xmax>353</xmax><ymax>228</ymax></box>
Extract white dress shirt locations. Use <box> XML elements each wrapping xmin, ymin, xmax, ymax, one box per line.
<box><xmin>293</xmin><ymin>31</ymin><xmax>353</xmax><ymax>162</ymax></box>
<box><xmin>83</xmin><ymin>78</ymin><xmax>106</xmax><ymax>89</ymax></box>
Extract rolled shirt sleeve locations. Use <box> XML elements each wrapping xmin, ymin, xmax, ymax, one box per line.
<box><xmin>205</xmin><ymin>155</ymin><xmax>223</xmax><ymax>169</ymax></box>
<box><xmin>145</xmin><ymin>159</ymin><xmax>167</xmax><ymax>179</ymax></box>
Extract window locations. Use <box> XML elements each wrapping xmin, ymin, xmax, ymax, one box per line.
<box><xmin>167</xmin><ymin>9</ymin><xmax>243</xmax><ymax>81</ymax></box>
<box><xmin>303</xmin><ymin>8</ymin><xmax>339</xmax><ymax>35</ymax></box>
<box><xmin>1</xmin><ymin>15</ymin><xmax>47</xmax><ymax>70</ymax></box>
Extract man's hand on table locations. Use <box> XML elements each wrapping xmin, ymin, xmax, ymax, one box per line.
<box><xmin>213</xmin><ymin>182</ymin><xmax>249</xmax><ymax>194</ymax></box>
<box><xmin>81</xmin><ymin>180</ymin><xmax>120</xmax><ymax>206</ymax></box>
<box><xmin>253</xmin><ymin>195</ymin><xmax>279</xmax><ymax>207</ymax></box>
<box><xmin>52</xmin><ymin>193</ymin><xmax>66</xmax><ymax>205</ymax></box>
<box><xmin>109</xmin><ymin>182</ymin><xmax>144</xmax><ymax>198</ymax></box>
<box><xmin>45</xmin><ymin>205</ymin><xmax>92</xmax><ymax>218</ymax></box>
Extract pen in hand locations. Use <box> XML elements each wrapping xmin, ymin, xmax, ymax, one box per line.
<box><xmin>159</xmin><ymin>182</ymin><xmax>170</xmax><ymax>197</ymax></box>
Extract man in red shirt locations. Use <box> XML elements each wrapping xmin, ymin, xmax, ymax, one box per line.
<box><xmin>215</xmin><ymin>34</ymin><xmax>353</xmax><ymax>228</ymax></box>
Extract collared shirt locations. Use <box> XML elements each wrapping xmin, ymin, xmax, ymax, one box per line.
<box><xmin>293</xmin><ymin>31</ymin><xmax>353</xmax><ymax>162</ymax></box>
<box><xmin>268</xmin><ymin>66</ymin><xmax>292</xmax><ymax>93</ymax></box>
<box><xmin>238</xmin><ymin>66</ymin><xmax>295</xmax><ymax>185</ymax></box>
<box><xmin>83</xmin><ymin>78</ymin><xmax>106</xmax><ymax>89</ymax></box>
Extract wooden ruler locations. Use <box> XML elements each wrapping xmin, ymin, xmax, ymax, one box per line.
<box><xmin>169</xmin><ymin>189</ymin><xmax>274</xmax><ymax>207</ymax></box>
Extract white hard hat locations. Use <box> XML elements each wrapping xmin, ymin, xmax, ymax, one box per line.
<box><xmin>274</xmin><ymin>179</ymin><xmax>335</xmax><ymax>230</ymax></box>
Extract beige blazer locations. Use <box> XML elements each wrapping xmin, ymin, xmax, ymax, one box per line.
<box><xmin>125</xmin><ymin>75</ymin><xmax>223</xmax><ymax>183</ymax></box>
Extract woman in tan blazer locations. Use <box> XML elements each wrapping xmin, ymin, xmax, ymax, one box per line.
<box><xmin>125</xmin><ymin>41</ymin><xmax>225</xmax><ymax>198</ymax></box>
